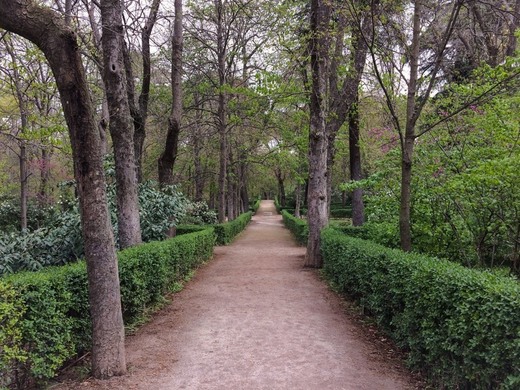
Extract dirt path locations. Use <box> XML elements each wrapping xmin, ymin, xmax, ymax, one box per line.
<box><xmin>55</xmin><ymin>200</ymin><xmax>419</xmax><ymax>390</ymax></box>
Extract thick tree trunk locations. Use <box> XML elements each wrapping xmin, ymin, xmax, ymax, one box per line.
<box><xmin>348</xmin><ymin>98</ymin><xmax>365</xmax><ymax>226</ymax></box>
<box><xmin>158</xmin><ymin>0</ymin><xmax>182</xmax><ymax>185</ymax></box>
<box><xmin>101</xmin><ymin>0</ymin><xmax>142</xmax><ymax>249</ymax></box>
<box><xmin>305</xmin><ymin>0</ymin><xmax>330</xmax><ymax>268</ymax></box>
<box><xmin>226</xmin><ymin>150</ymin><xmax>235</xmax><ymax>220</ymax></box>
<box><xmin>0</xmin><ymin>0</ymin><xmax>126</xmax><ymax>378</ymax></box>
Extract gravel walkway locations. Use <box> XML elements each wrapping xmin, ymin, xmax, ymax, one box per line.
<box><xmin>54</xmin><ymin>200</ymin><xmax>419</xmax><ymax>390</ymax></box>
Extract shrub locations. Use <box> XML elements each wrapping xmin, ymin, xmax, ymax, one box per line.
<box><xmin>179</xmin><ymin>201</ymin><xmax>218</xmax><ymax>225</ymax></box>
<box><xmin>252</xmin><ymin>198</ymin><xmax>261</xmax><ymax>213</ymax></box>
<box><xmin>281</xmin><ymin>210</ymin><xmax>308</xmax><ymax>245</ymax></box>
<box><xmin>329</xmin><ymin>208</ymin><xmax>352</xmax><ymax>218</ymax></box>
<box><xmin>175</xmin><ymin>224</ymin><xmax>208</xmax><ymax>235</ymax></box>
<box><xmin>0</xmin><ymin>228</ymin><xmax>215</xmax><ymax>388</ymax></box>
<box><xmin>214</xmin><ymin>212</ymin><xmax>252</xmax><ymax>245</ymax></box>
<box><xmin>321</xmin><ymin>228</ymin><xmax>520</xmax><ymax>388</ymax></box>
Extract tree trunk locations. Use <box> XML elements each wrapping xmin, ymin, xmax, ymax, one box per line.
<box><xmin>305</xmin><ymin>0</ymin><xmax>330</xmax><ymax>268</ymax></box>
<box><xmin>39</xmin><ymin>148</ymin><xmax>51</xmax><ymax>204</ymax></box>
<box><xmin>19</xmin><ymin>142</ymin><xmax>28</xmax><ymax>231</ymax></box>
<box><xmin>216</xmin><ymin>0</ymin><xmax>228</xmax><ymax>223</ymax></box>
<box><xmin>295</xmin><ymin>181</ymin><xmax>302</xmax><ymax>218</ymax></box>
<box><xmin>101</xmin><ymin>0</ymin><xmax>142</xmax><ymax>249</ymax></box>
<box><xmin>226</xmin><ymin>150</ymin><xmax>235</xmax><ymax>220</ymax></box>
<box><xmin>158</xmin><ymin>0</ymin><xmax>183</xmax><ymax>186</ymax></box>
<box><xmin>400</xmin><ymin>1</ymin><xmax>421</xmax><ymax>252</ymax></box>
<box><xmin>0</xmin><ymin>0</ymin><xmax>126</xmax><ymax>378</ymax></box>
<box><xmin>348</xmin><ymin>98</ymin><xmax>365</xmax><ymax>226</ymax></box>
<box><xmin>132</xmin><ymin>0</ymin><xmax>161</xmax><ymax>181</ymax></box>
<box><xmin>275</xmin><ymin>169</ymin><xmax>286</xmax><ymax>208</ymax></box>
<box><xmin>193</xmin><ymin>94</ymin><xmax>204</xmax><ymax>202</ymax></box>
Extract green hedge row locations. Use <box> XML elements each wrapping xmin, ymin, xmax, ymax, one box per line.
<box><xmin>329</xmin><ymin>208</ymin><xmax>352</xmax><ymax>218</ymax></box>
<box><xmin>281</xmin><ymin>210</ymin><xmax>308</xmax><ymax>245</ymax></box>
<box><xmin>0</xmin><ymin>228</ymin><xmax>215</xmax><ymax>388</ymax></box>
<box><xmin>214</xmin><ymin>212</ymin><xmax>252</xmax><ymax>245</ymax></box>
<box><xmin>321</xmin><ymin>228</ymin><xmax>520</xmax><ymax>389</ymax></box>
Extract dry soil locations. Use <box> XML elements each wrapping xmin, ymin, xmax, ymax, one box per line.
<box><xmin>53</xmin><ymin>200</ymin><xmax>421</xmax><ymax>390</ymax></box>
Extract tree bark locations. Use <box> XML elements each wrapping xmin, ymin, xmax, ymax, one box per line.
<box><xmin>400</xmin><ymin>1</ymin><xmax>421</xmax><ymax>252</ymax></box>
<box><xmin>305</xmin><ymin>0</ymin><xmax>330</xmax><ymax>268</ymax></box>
<box><xmin>0</xmin><ymin>0</ymin><xmax>126</xmax><ymax>378</ymax></box>
<box><xmin>158</xmin><ymin>0</ymin><xmax>183</xmax><ymax>186</ymax></box>
<box><xmin>101</xmin><ymin>0</ymin><xmax>142</xmax><ymax>249</ymax></box>
<box><xmin>348</xmin><ymin>98</ymin><xmax>364</xmax><ymax>226</ymax></box>
<box><xmin>130</xmin><ymin>0</ymin><xmax>161</xmax><ymax>181</ymax></box>
<box><xmin>216</xmin><ymin>0</ymin><xmax>228</xmax><ymax>223</ymax></box>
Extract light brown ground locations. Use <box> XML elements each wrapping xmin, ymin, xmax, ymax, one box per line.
<box><xmin>53</xmin><ymin>200</ymin><xmax>421</xmax><ymax>390</ymax></box>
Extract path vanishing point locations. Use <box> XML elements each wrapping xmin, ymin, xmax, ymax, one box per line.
<box><xmin>55</xmin><ymin>200</ymin><xmax>419</xmax><ymax>390</ymax></box>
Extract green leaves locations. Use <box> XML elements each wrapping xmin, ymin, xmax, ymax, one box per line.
<box><xmin>321</xmin><ymin>228</ymin><xmax>520</xmax><ymax>388</ymax></box>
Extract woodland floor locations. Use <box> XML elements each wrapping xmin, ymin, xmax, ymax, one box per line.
<box><xmin>52</xmin><ymin>200</ymin><xmax>425</xmax><ymax>390</ymax></box>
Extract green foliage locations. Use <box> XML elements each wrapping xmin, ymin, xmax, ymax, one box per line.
<box><xmin>281</xmin><ymin>210</ymin><xmax>308</xmax><ymax>245</ymax></box>
<box><xmin>179</xmin><ymin>201</ymin><xmax>218</xmax><ymax>225</ymax></box>
<box><xmin>0</xmin><ymin>281</ymin><xmax>27</xmax><ymax>389</ymax></box>
<box><xmin>175</xmin><ymin>224</ymin><xmax>208</xmax><ymax>235</ymax></box>
<box><xmin>321</xmin><ymin>228</ymin><xmax>520</xmax><ymax>388</ymax></box>
<box><xmin>0</xmin><ymin>229</ymin><xmax>215</xmax><ymax>387</ymax></box>
<box><xmin>0</xmin><ymin>181</ymin><xmax>189</xmax><ymax>276</ymax></box>
<box><xmin>214</xmin><ymin>212</ymin><xmax>252</xmax><ymax>245</ymax></box>
<box><xmin>329</xmin><ymin>208</ymin><xmax>352</xmax><ymax>218</ymax></box>
<box><xmin>252</xmin><ymin>198</ymin><xmax>261</xmax><ymax>213</ymax></box>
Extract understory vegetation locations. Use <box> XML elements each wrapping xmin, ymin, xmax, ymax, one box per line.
<box><xmin>0</xmin><ymin>211</ymin><xmax>251</xmax><ymax>388</ymax></box>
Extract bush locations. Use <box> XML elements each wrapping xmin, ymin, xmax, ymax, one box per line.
<box><xmin>214</xmin><ymin>212</ymin><xmax>252</xmax><ymax>245</ymax></box>
<box><xmin>281</xmin><ymin>210</ymin><xmax>308</xmax><ymax>245</ymax></box>
<box><xmin>175</xmin><ymin>224</ymin><xmax>207</xmax><ymax>235</ymax></box>
<box><xmin>252</xmin><ymin>198</ymin><xmax>261</xmax><ymax>213</ymax></box>
<box><xmin>321</xmin><ymin>228</ymin><xmax>520</xmax><ymax>388</ymax></box>
<box><xmin>329</xmin><ymin>208</ymin><xmax>352</xmax><ymax>218</ymax></box>
<box><xmin>179</xmin><ymin>201</ymin><xmax>218</xmax><ymax>225</ymax></box>
<box><xmin>0</xmin><ymin>228</ymin><xmax>215</xmax><ymax>388</ymax></box>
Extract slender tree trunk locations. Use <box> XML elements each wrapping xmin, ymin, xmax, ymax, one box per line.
<box><xmin>216</xmin><ymin>0</ymin><xmax>228</xmax><ymax>223</ymax></box>
<box><xmin>101</xmin><ymin>0</ymin><xmax>142</xmax><ymax>249</ymax></box>
<box><xmin>226</xmin><ymin>150</ymin><xmax>235</xmax><ymax>220</ymax></box>
<box><xmin>305</xmin><ymin>0</ymin><xmax>330</xmax><ymax>268</ymax></box>
<box><xmin>5</xmin><ymin>38</ymin><xmax>29</xmax><ymax>230</ymax></box>
<box><xmin>158</xmin><ymin>0</ymin><xmax>182</xmax><ymax>185</ymax></box>
<box><xmin>0</xmin><ymin>0</ymin><xmax>126</xmax><ymax>378</ymax></box>
<box><xmin>39</xmin><ymin>148</ymin><xmax>51</xmax><ymax>204</ymax></box>
<box><xmin>132</xmin><ymin>0</ymin><xmax>161</xmax><ymax>181</ymax></box>
<box><xmin>349</xmin><ymin>98</ymin><xmax>364</xmax><ymax>226</ymax></box>
<box><xmin>19</xmin><ymin>143</ymin><xmax>28</xmax><ymax>230</ymax></box>
<box><xmin>275</xmin><ymin>169</ymin><xmax>286</xmax><ymax>208</ymax></box>
<box><xmin>193</xmin><ymin>94</ymin><xmax>204</xmax><ymax>202</ymax></box>
<box><xmin>400</xmin><ymin>1</ymin><xmax>421</xmax><ymax>252</ymax></box>
<box><xmin>295</xmin><ymin>181</ymin><xmax>302</xmax><ymax>218</ymax></box>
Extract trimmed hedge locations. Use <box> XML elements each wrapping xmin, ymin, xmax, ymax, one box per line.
<box><xmin>321</xmin><ymin>228</ymin><xmax>520</xmax><ymax>389</ymax></box>
<box><xmin>0</xmin><ymin>228</ymin><xmax>215</xmax><ymax>388</ymax></box>
<box><xmin>214</xmin><ymin>212</ymin><xmax>252</xmax><ymax>245</ymax></box>
<box><xmin>175</xmin><ymin>224</ymin><xmax>208</xmax><ymax>236</ymax></box>
<box><xmin>281</xmin><ymin>210</ymin><xmax>308</xmax><ymax>245</ymax></box>
<box><xmin>329</xmin><ymin>208</ymin><xmax>352</xmax><ymax>218</ymax></box>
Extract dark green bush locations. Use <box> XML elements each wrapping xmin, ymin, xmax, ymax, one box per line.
<box><xmin>214</xmin><ymin>212</ymin><xmax>252</xmax><ymax>245</ymax></box>
<box><xmin>329</xmin><ymin>208</ymin><xmax>352</xmax><ymax>218</ymax></box>
<box><xmin>175</xmin><ymin>224</ymin><xmax>207</xmax><ymax>235</ymax></box>
<box><xmin>321</xmin><ymin>228</ymin><xmax>520</xmax><ymax>389</ymax></box>
<box><xmin>281</xmin><ymin>210</ymin><xmax>308</xmax><ymax>245</ymax></box>
<box><xmin>0</xmin><ymin>228</ymin><xmax>215</xmax><ymax>388</ymax></box>
<box><xmin>252</xmin><ymin>199</ymin><xmax>261</xmax><ymax>213</ymax></box>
